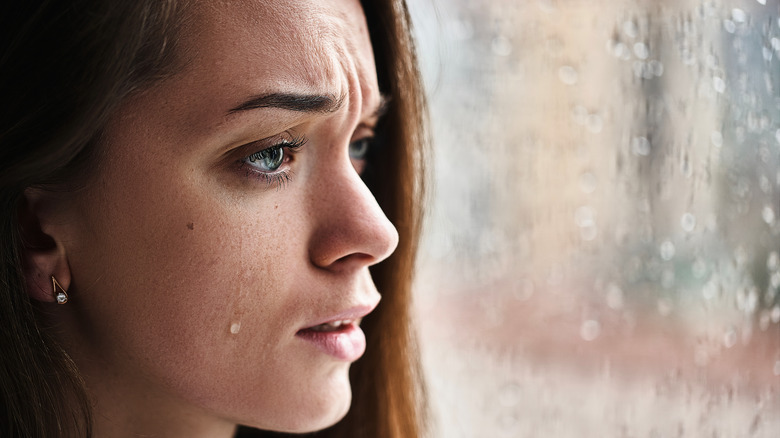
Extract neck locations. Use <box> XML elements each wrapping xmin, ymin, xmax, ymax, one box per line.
<box><xmin>86</xmin><ymin>371</ymin><xmax>238</xmax><ymax>438</ymax></box>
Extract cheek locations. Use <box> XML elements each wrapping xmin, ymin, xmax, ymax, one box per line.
<box><xmin>64</xmin><ymin>155</ymin><xmax>348</xmax><ymax>426</ymax></box>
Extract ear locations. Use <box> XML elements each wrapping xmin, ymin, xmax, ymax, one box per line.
<box><xmin>18</xmin><ymin>188</ymin><xmax>72</xmax><ymax>303</ymax></box>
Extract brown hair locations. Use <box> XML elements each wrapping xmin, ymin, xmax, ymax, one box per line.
<box><xmin>0</xmin><ymin>1</ymin><xmax>427</xmax><ymax>437</ymax></box>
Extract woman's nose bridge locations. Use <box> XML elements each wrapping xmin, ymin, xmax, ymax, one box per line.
<box><xmin>307</xmin><ymin>161</ymin><xmax>399</xmax><ymax>267</ymax></box>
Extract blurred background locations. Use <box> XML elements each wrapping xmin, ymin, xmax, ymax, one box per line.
<box><xmin>407</xmin><ymin>0</ymin><xmax>780</xmax><ymax>436</ymax></box>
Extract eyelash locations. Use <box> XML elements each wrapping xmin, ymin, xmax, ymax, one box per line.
<box><xmin>238</xmin><ymin>134</ymin><xmax>307</xmax><ymax>189</ymax></box>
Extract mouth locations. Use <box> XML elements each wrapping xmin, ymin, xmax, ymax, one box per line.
<box><xmin>299</xmin><ymin>318</ymin><xmax>361</xmax><ymax>334</ymax></box>
<box><xmin>296</xmin><ymin>304</ymin><xmax>377</xmax><ymax>361</ymax></box>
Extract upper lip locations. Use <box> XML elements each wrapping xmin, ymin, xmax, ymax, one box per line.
<box><xmin>298</xmin><ymin>297</ymin><xmax>380</xmax><ymax>332</ymax></box>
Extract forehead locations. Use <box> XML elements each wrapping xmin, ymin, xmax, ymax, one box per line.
<box><xmin>183</xmin><ymin>0</ymin><xmax>375</xmax><ymax>97</ymax></box>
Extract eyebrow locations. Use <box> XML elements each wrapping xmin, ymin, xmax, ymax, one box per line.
<box><xmin>227</xmin><ymin>92</ymin><xmax>346</xmax><ymax>115</ymax></box>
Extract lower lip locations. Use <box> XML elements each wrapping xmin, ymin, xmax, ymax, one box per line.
<box><xmin>296</xmin><ymin>324</ymin><xmax>367</xmax><ymax>362</ymax></box>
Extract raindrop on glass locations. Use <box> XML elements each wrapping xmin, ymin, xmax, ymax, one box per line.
<box><xmin>558</xmin><ymin>65</ymin><xmax>579</xmax><ymax>85</ymax></box>
<box><xmin>723</xmin><ymin>328</ymin><xmax>737</xmax><ymax>348</ymax></box>
<box><xmin>756</xmin><ymin>0</ymin><xmax>766</xmax><ymax>5</ymax></box>
<box><xmin>762</xmin><ymin>205</ymin><xmax>775</xmax><ymax>225</ymax></box>
<box><xmin>632</xmin><ymin>136</ymin><xmax>651</xmax><ymax>156</ymax></box>
<box><xmin>586</xmin><ymin>114</ymin><xmax>603</xmax><ymax>133</ymax></box>
<box><xmin>713</xmin><ymin>77</ymin><xmax>726</xmax><ymax>93</ymax></box>
<box><xmin>606</xmin><ymin>283</ymin><xmax>624</xmax><ymax>309</ymax></box>
<box><xmin>572</xmin><ymin>105</ymin><xmax>589</xmax><ymax>125</ymax></box>
<box><xmin>723</xmin><ymin>19</ymin><xmax>736</xmax><ymax>34</ymax></box>
<box><xmin>649</xmin><ymin>59</ymin><xmax>664</xmax><ymax>77</ymax></box>
<box><xmin>581</xmin><ymin>224</ymin><xmax>598</xmax><ymax>241</ymax></box>
<box><xmin>692</xmin><ymin>259</ymin><xmax>707</xmax><ymax>278</ymax></box>
<box><xmin>771</xmin><ymin>306</ymin><xmax>780</xmax><ymax>323</ymax></box>
<box><xmin>580</xmin><ymin>319</ymin><xmax>601</xmax><ymax>341</ymax></box>
<box><xmin>767</xmin><ymin>251</ymin><xmax>778</xmax><ymax>271</ymax></box>
<box><xmin>622</xmin><ymin>20</ymin><xmax>638</xmax><ymax>39</ymax></box>
<box><xmin>660</xmin><ymin>240</ymin><xmax>675</xmax><ymax>261</ymax></box>
<box><xmin>711</xmin><ymin>131</ymin><xmax>723</xmax><ymax>147</ymax></box>
<box><xmin>772</xmin><ymin>37</ymin><xmax>780</xmax><ymax>52</ymax></box>
<box><xmin>681</xmin><ymin>213</ymin><xmax>696</xmax><ymax>232</ymax></box>
<box><xmin>491</xmin><ymin>35</ymin><xmax>513</xmax><ymax>57</ymax></box>
<box><xmin>612</xmin><ymin>42</ymin><xmax>630</xmax><ymax>59</ymax></box>
<box><xmin>731</xmin><ymin>8</ymin><xmax>747</xmax><ymax>23</ymax></box>
<box><xmin>633</xmin><ymin>42</ymin><xmax>649</xmax><ymax>60</ymax></box>
<box><xmin>579</xmin><ymin>172</ymin><xmax>597</xmax><ymax>194</ymax></box>
<box><xmin>230</xmin><ymin>321</ymin><xmax>241</xmax><ymax>334</ymax></box>
<box><xmin>762</xmin><ymin>47</ymin><xmax>773</xmax><ymax>62</ymax></box>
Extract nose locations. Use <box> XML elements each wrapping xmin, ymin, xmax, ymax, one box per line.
<box><xmin>307</xmin><ymin>160</ymin><xmax>399</xmax><ymax>272</ymax></box>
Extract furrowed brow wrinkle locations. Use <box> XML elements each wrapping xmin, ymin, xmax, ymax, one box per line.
<box><xmin>228</xmin><ymin>92</ymin><xmax>347</xmax><ymax>114</ymax></box>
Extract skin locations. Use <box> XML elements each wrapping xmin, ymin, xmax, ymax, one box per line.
<box><xmin>24</xmin><ymin>0</ymin><xmax>398</xmax><ymax>436</ymax></box>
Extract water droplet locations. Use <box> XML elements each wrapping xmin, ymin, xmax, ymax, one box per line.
<box><xmin>763</xmin><ymin>47</ymin><xmax>773</xmax><ymax>61</ymax></box>
<box><xmin>772</xmin><ymin>37</ymin><xmax>780</xmax><ymax>52</ymax></box>
<box><xmin>771</xmin><ymin>306</ymin><xmax>780</xmax><ymax>323</ymax></box>
<box><xmin>579</xmin><ymin>172</ymin><xmax>597</xmax><ymax>193</ymax></box>
<box><xmin>771</xmin><ymin>272</ymin><xmax>780</xmax><ymax>288</ymax></box>
<box><xmin>623</xmin><ymin>20</ymin><xmax>638</xmax><ymax>39</ymax></box>
<box><xmin>723</xmin><ymin>328</ymin><xmax>737</xmax><ymax>348</ymax></box>
<box><xmin>711</xmin><ymin>131</ymin><xmax>723</xmax><ymax>147</ymax></box>
<box><xmin>731</xmin><ymin>8</ymin><xmax>747</xmax><ymax>23</ymax></box>
<box><xmin>230</xmin><ymin>322</ymin><xmax>241</xmax><ymax>334</ymax></box>
<box><xmin>580</xmin><ymin>319</ymin><xmax>601</xmax><ymax>341</ymax></box>
<box><xmin>692</xmin><ymin>259</ymin><xmax>707</xmax><ymax>278</ymax></box>
<box><xmin>586</xmin><ymin>114</ymin><xmax>603</xmax><ymax>133</ymax></box>
<box><xmin>491</xmin><ymin>35</ymin><xmax>512</xmax><ymax>57</ymax></box>
<box><xmin>713</xmin><ymin>77</ymin><xmax>726</xmax><ymax>94</ymax></box>
<box><xmin>660</xmin><ymin>240</ymin><xmax>675</xmax><ymax>261</ymax></box>
<box><xmin>762</xmin><ymin>205</ymin><xmax>775</xmax><ymax>225</ymax></box>
<box><xmin>756</xmin><ymin>0</ymin><xmax>766</xmax><ymax>5</ymax></box>
<box><xmin>775</xmin><ymin>128</ymin><xmax>780</xmax><ymax>144</ymax></box>
<box><xmin>571</xmin><ymin>105</ymin><xmax>589</xmax><ymax>125</ymax></box>
<box><xmin>632</xmin><ymin>136</ymin><xmax>651</xmax><ymax>156</ymax></box>
<box><xmin>760</xmin><ymin>175</ymin><xmax>771</xmax><ymax>194</ymax></box>
<box><xmin>773</xmin><ymin>360</ymin><xmax>780</xmax><ymax>376</ymax></box>
<box><xmin>681</xmin><ymin>213</ymin><xmax>696</xmax><ymax>232</ymax></box>
<box><xmin>649</xmin><ymin>59</ymin><xmax>664</xmax><ymax>77</ymax></box>
<box><xmin>767</xmin><ymin>251</ymin><xmax>778</xmax><ymax>271</ymax></box>
<box><xmin>611</xmin><ymin>42</ymin><xmax>630</xmax><ymax>59</ymax></box>
<box><xmin>558</xmin><ymin>65</ymin><xmax>578</xmax><ymax>85</ymax></box>
<box><xmin>606</xmin><ymin>283</ymin><xmax>624</xmax><ymax>309</ymax></box>
<box><xmin>575</xmin><ymin>205</ymin><xmax>596</xmax><ymax>227</ymax></box>
<box><xmin>580</xmin><ymin>224</ymin><xmax>598</xmax><ymax>241</ymax></box>
<box><xmin>661</xmin><ymin>269</ymin><xmax>675</xmax><ymax>289</ymax></box>
<box><xmin>633</xmin><ymin>42</ymin><xmax>649</xmax><ymax>60</ymax></box>
<box><xmin>723</xmin><ymin>19</ymin><xmax>736</xmax><ymax>34</ymax></box>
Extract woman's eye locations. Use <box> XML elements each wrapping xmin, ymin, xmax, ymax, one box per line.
<box><xmin>349</xmin><ymin>138</ymin><xmax>372</xmax><ymax>160</ymax></box>
<box><xmin>246</xmin><ymin>145</ymin><xmax>286</xmax><ymax>172</ymax></box>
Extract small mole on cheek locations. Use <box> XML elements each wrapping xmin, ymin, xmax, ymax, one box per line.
<box><xmin>187</xmin><ymin>222</ymin><xmax>194</xmax><ymax>230</ymax></box>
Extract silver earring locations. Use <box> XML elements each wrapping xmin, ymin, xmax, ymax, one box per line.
<box><xmin>51</xmin><ymin>276</ymin><xmax>69</xmax><ymax>304</ymax></box>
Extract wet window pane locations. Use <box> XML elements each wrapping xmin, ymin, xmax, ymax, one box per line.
<box><xmin>410</xmin><ymin>0</ymin><xmax>780</xmax><ymax>436</ymax></box>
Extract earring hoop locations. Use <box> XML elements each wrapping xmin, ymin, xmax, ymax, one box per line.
<box><xmin>51</xmin><ymin>276</ymin><xmax>69</xmax><ymax>304</ymax></box>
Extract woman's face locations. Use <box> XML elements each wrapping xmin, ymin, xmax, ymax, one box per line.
<box><xmin>54</xmin><ymin>0</ymin><xmax>397</xmax><ymax>432</ymax></box>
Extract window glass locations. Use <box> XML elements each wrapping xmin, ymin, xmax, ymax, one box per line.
<box><xmin>411</xmin><ymin>0</ymin><xmax>780</xmax><ymax>436</ymax></box>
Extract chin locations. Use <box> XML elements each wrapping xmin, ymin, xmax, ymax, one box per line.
<box><xmin>244</xmin><ymin>368</ymin><xmax>354</xmax><ymax>434</ymax></box>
